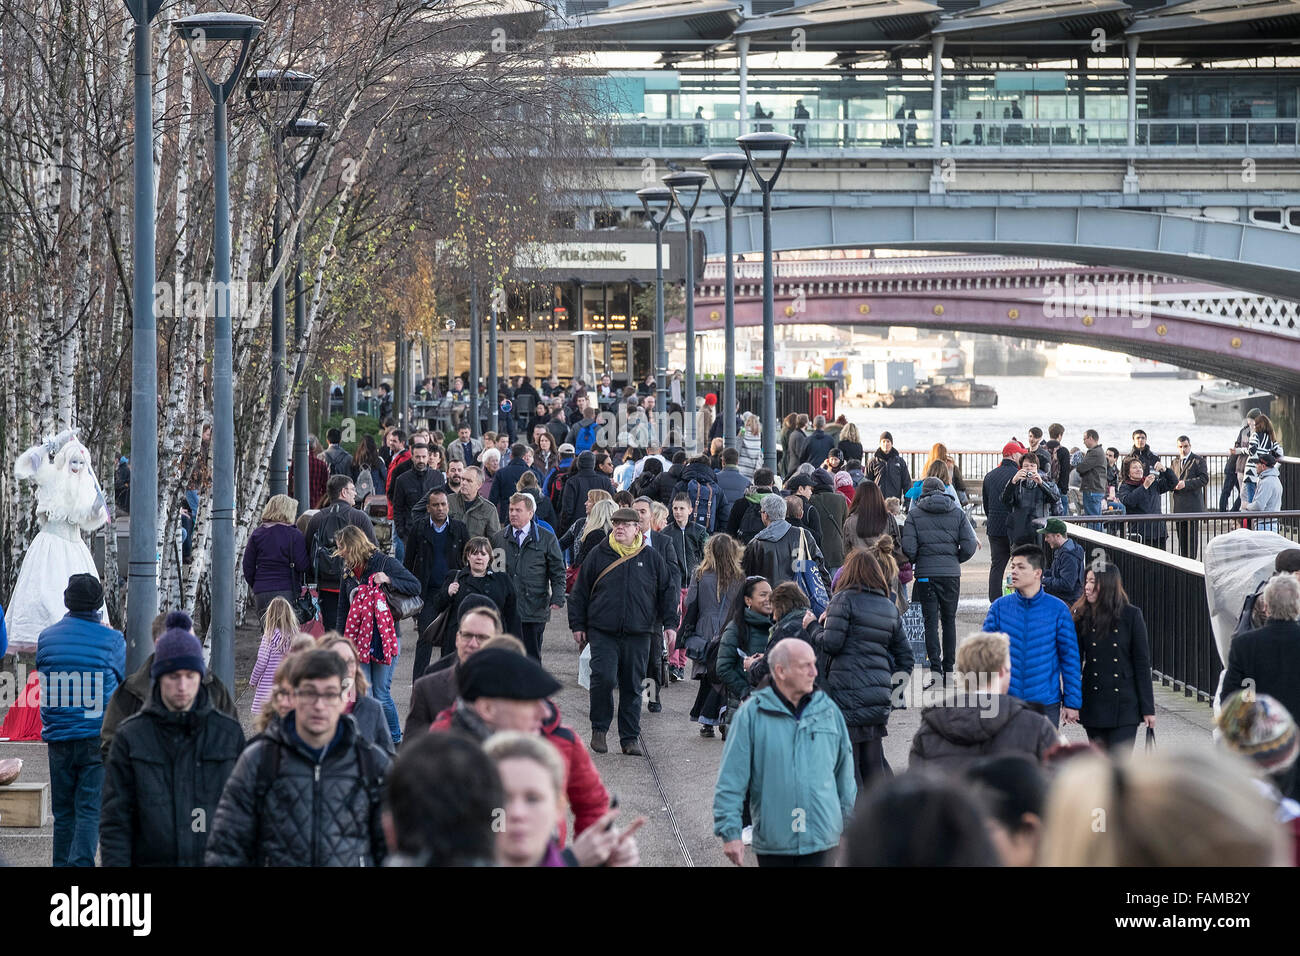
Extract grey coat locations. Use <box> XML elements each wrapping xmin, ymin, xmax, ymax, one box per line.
<box><xmin>492</xmin><ymin>522</ymin><xmax>566</xmax><ymax>622</ymax></box>
<box><xmin>681</xmin><ymin>571</ymin><xmax>743</xmax><ymax>679</ymax></box>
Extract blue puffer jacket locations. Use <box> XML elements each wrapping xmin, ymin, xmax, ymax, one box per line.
<box><xmin>982</xmin><ymin>588</ymin><xmax>1082</xmax><ymax>709</ymax></box>
<box><xmin>36</xmin><ymin>611</ymin><xmax>127</xmax><ymax>742</ymax></box>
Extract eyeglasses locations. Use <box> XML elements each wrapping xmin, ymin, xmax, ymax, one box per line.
<box><xmin>293</xmin><ymin>688</ymin><xmax>343</xmax><ymax>705</ymax></box>
<box><xmin>272</xmin><ymin>689</ymin><xmax>292</xmax><ymax>701</ymax></box>
<box><xmin>458</xmin><ymin>631</ymin><xmax>494</xmax><ymax>643</ymax></box>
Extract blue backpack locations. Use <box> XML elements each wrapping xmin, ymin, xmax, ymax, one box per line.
<box><xmin>678</xmin><ymin>477</ymin><xmax>717</xmax><ymax>532</ymax></box>
<box><xmin>575</xmin><ymin>420</ymin><xmax>600</xmax><ymax>453</ymax></box>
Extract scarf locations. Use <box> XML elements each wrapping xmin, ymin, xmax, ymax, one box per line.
<box><xmin>344</xmin><ymin>579</ymin><xmax>400</xmax><ymax>665</ymax></box>
<box><xmin>753</xmin><ymin>518</ymin><xmax>791</xmax><ymax>543</ymax></box>
<box><xmin>609</xmin><ymin>531</ymin><xmax>644</xmax><ymax>558</ymax></box>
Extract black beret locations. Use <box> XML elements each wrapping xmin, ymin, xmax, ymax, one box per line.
<box><xmin>458</xmin><ymin>648</ymin><xmax>562</xmax><ymax>702</ymax></box>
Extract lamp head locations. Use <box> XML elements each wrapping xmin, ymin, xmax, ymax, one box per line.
<box><xmin>736</xmin><ymin>131</ymin><xmax>796</xmax><ymax>189</ymax></box>
<box><xmin>173</xmin><ymin>12</ymin><xmax>264</xmax><ymax>100</ymax></box>
<box><xmin>636</xmin><ymin>186</ymin><xmax>674</xmax><ymax>229</ymax></box>
<box><xmin>702</xmin><ymin>152</ymin><xmax>748</xmax><ymax>204</ymax></box>
<box><xmin>661</xmin><ymin>170</ymin><xmax>708</xmax><ymax>220</ymax></box>
<box><xmin>284</xmin><ymin>118</ymin><xmax>329</xmax><ymax>140</ymax></box>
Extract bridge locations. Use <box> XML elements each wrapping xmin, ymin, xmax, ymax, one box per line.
<box><xmin>670</xmin><ymin>253</ymin><xmax>1300</xmax><ymax>392</ymax></box>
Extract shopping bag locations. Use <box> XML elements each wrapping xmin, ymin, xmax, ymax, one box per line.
<box><xmin>578</xmin><ymin>642</ymin><xmax>592</xmax><ymax>690</ymax></box>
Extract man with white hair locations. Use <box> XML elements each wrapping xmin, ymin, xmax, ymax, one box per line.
<box><xmin>714</xmin><ymin>638</ymin><xmax>855</xmax><ymax>867</ymax></box>
<box><xmin>5</xmin><ymin>429</ymin><xmax>110</xmax><ymax>653</ymax></box>
<box><xmin>742</xmin><ymin>493</ymin><xmax>826</xmax><ymax>589</ymax></box>
<box><xmin>1225</xmin><ymin>574</ymin><xmax>1300</xmax><ymax>722</ymax></box>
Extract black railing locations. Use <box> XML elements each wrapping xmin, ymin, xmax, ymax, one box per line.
<box><xmin>1059</xmin><ymin>511</ymin><xmax>1300</xmax><ymax>558</ymax></box>
<box><xmin>1064</xmin><ymin>524</ymin><xmax>1220</xmax><ymax>702</ymax></box>
<box><xmin>696</xmin><ymin>377</ymin><xmax>842</xmax><ymax>426</ymax></box>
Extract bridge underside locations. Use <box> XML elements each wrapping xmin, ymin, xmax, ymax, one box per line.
<box><xmin>694</xmin><ymin>207</ymin><xmax>1300</xmax><ymax>303</ymax></box>
<box><xmin>677</xmin><ymin>293</ymin><xmax>1300</xmax><ymax>394</ymax></box>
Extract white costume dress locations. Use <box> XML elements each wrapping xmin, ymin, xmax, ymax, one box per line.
<box><xmin>4</xmin><ymin>432</ymin><xmax>110</xmax><ymax>653</ymax></box>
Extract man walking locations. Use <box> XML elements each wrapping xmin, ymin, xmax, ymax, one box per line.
<box><xmin>205</xmin><ymin>650</ymin><xmax>390</xmax><ymax>866</ymax></box>
<box><xmin>323</xmin><ymin>427</ymin><xmax>353</xmax><ymax>476</ymax></box>
<box><xmin>493</xmin><ymin>493</ymin><xmax>566</xmax><ymax>661</ymax></box>
<box><xmin>1169</xmin><ymin>435</ymin><xmax>1209</xmax><ymax>559</ymax></box>
<box><xmin>743</xmin><ymin>493</ymin><xmax>824</xmax><ymax>590</ymax></box>
<box><xmin>569</xmin><ymin>507</ymin><xmax>678</xmax><ymax>756</ymax></box>
<box><xmin>982</xmin><ymin>544</ymin><xmax>1082</xmax><ymax>729</ymax></box>
<box><xmin>490</xmin><ymin>443</ymin><xmax>533</xmax><ymax>523</ymax></box>
<box><xmin>714</xmin><ymin>639</ymin><xmax>855</xmax><ymax>867</ymax></box>
<box><xmin>403</xmin><ymin>606</ymin><xmax>502</xmax><ymax>743</ymax></box>
<box><xmin>449</xmin><ymin>466</ymin><xmax>501</xmax><ymax>539</ymax></box>
<box><xmin>36</xmin><ymin>574</ymin><xmax>126</xmax><ymax>866</ymax></box>
<box><xmin>633</xmin><ymin>494</ymin><xmax>684</xmax><ymax>707</ymax></box>
<box><xmin>391</xmin><ymin>444</ymin><xmax>444</xmax><ymax>552</ymax></box>
<box><xmin>100</xmin><ymin>626</ymin><xmax>245</xmax><ymax>866</ymax></box>
<box><xmin>450</xmin><ymin>424</ymin><xmax>480</xmax><ymax>468</ymax></box>
<box><xmin>403</xmin><ymin>489</ymin><xmax>469</xmax><ymax>677</ymax></box>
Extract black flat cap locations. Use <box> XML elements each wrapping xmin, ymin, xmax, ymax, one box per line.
<box><xmin>458</xmin><ymin>647</ymin><xmax>562</xmax><ymax>701</ymax></box>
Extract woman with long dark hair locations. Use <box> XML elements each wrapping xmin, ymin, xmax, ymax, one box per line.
<box><xmin>843</xmin><ymin>479</ymin><xmax>903</xmax><ymax>556</ymax></box>
<box><xmin>351</xmin><ymin>434</ymin><xmax>387</xmax><ymax>500</ymax></box>
<box><xmin>1071</xmin><ymin>562</ymin><xmax>1154</xmax><ymax>752</ymax></box>
<box><xmin>1244</xmin><ymin>413</ymin><xmax>1283</xmax><ymax>505</ymax></box>
<box><xmin>716</xmin><ymin>576</ymin><xmax>773</xmax><ymax>736</ymax></box>
<box><xmin>681</xmin><ymin>534</ymin><xmax>746</xmax><ymax>737</ymax></box>
<box><xmin>821</xmin><ymin>549</ymin><xmax>914</xmax><ymax>784</ymax></box>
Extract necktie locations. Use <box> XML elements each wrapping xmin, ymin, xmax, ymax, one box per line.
<box><xmin>517</xmin><ymin>529</ymin><xmax>526</xmax><ymax>548</ymax></box>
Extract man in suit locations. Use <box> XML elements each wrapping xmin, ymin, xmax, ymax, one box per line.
<box><xmin>1169</xmin><ymin>435</ymin><xmax>1209</xmax><ymax>559</ymax></box>
<box><xmin>1224</xmin><ymin>574</ymin><xmax>1300</xmax><ymax>721</ymax></box>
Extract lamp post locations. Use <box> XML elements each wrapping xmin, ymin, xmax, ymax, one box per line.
<box><xmin>123</xmin><ymin>0</ymin><xmax>164</xmax><ymax>673</ymax></box>
<box><xmin>637</xmin><ymin>186</ymin><xmax>674</xmax><ymax>451</ymax></box>
<box><xmin>736</xmin><ymin>132</ymin><xmax>795</xmax><ymax>474</ymax></box>
<box><xmin>662</xmin><ymin>170</ymin><xmax>708</xmax><ymax>453</ymax></box>
<box><xmin>469</xmin><ymin>273</ymin><xmax>480</xmax><ymax>437</ymax></box>
<box><xmin>247</xmin><ymin>69</ymin><xmax>316</xmax><ymax>501</ymax></box>
<box><xmin>174</xmin><ymin>11</ymin><xmax>263</xmax><ymax>693</ymax></box>
<box><xmin>702</xmin><ymin>152</ymin><xmax>748</xmax><ymax>453</ymax></box>
<box><xmin>283</xmin><ymin>117</ymin><xmax>328</xmax><ymax>513</ymax></box>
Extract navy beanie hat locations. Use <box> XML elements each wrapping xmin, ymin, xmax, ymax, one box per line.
<box><xmin>152</xmin><ymin>629</ymin><xmax>206</xmax><ymax>680</ymax></box>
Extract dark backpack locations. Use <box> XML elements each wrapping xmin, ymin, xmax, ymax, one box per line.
<box><xmin>704</xmin><ymin>630</ymin><xmax>727</xmax><ymax>686</ymax></box>
<box><xmin>678</xmin><ymin>478</ymin><xmax>717</xmax><ymax>532</ymax></box>
<box><xmin>737</xmin><ymin>499</ymin><xmax>765</xmax><ymax>543</ymax></box>
<box><xmin>574</xmin><ymin>419</ymin><xmax>600</xmax><ymax>453</ymax></box>
<box><xmin>1235</xmin><ymin>580</ymin><xmax>1268</xmax><ymax>638</ymax></box>
<box><xmin>313</xmin><ymin>504</ymin><xmax>351</xmax><ymax>582</ymax></box>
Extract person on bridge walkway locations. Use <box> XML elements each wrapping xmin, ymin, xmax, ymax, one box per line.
<box><xmin>982</xmin><ymin>544</ymin><xmax>1082</xmax><ymax>731</ymax></box>
<box><xmin>1244</xmin><ymin>413</ymin><xmax>1284</xmax><ymax>507</ymax></box>
<box><xmin>1116</xmin><ymin>457</ymin><xmax>1175</xmax><ymax>547</ymax></box>
<box><xmin>1221</xmin><ymin>409</ymin><xmax>1260</xmax><ymax>511</ymax></box>
<box><xmin>903</xmin><ymin>477</ymin><xmax>977</xmax><ymax>682</ymax></box>
<box><xmin>1071</xmin><ymin>562</ymin><xmax>1154</xmax><ymax>754</ymax></box>
<box><xmin>1075</xmin><ymin>430</ymin><xmax>1108</xmax><ymax>521</ymax></box>
<box><xmin>1038</xmin><ymin>519</ymin><xmax>1085</xmax><ymax>606</ymax></box>
<box><xmin>569</xmin><ymin>508</ymin><xmax>678</xmax><ymax>756</ymax></box>
<box><xmin>714</xmin><ymin>638</ymin><xmax>856</xmax><ymax>867</ymax></box>
<box><xmin>1243</xmin><ymin>450</ymin><xmax>1284</xmax><ymax>533</ymax></box>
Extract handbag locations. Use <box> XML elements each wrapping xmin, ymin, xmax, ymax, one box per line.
<box><xmin>418</xmin><ymin>606</ymin><xmax>451</xmax><ymax>649</ymax></box>
<box><xmin>565</xmin><ymin>564</ymin><xmax>580</xmax><ymax>594</ymax></box>
<box><xmin>381</xmin><ymin>582</ymin><xmax>424</xmax><ymax>621</ymax></box>
<box><xmin>291</xmin><ymin>588</ymin><xmax>319</xmax><ymax>625</ymax></box>
<box><xmin>1145</xmin><ymin>726</ymin><xmax>1156</xmax><ymax>753</ymax></box>
<box><xmin>793</xmin><ymin>529</ymin><xmax>830</xmax><ymax>616</ymax></box>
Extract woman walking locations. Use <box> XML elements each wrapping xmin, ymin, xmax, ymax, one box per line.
<box><xmin>241</xmin><ymin>494</ymin><xmax>309</xmax><ymax>618</ymax></box>
<box><xmin>820</xmin><ymin>549</ymin><xmax>914</xmax><ymax>785</ymax></box>
<box><xmin>843</xmin><ymin>479</ymin><xmax>903</xmax><ymax>556</ymax></box>
<box><xmin>428</xmin><ymin>536</ymin><xmax>521</xmax><ymax>650</ymax></box>
<box><xmin>739</xmin><ymin>414</ymin><xmax>764</xmax><ymax>478</ymax></box>
<box><xmin>333</xmin><ymin>525</ymin><xmax>422</xmax><ymax>746</ymax></box>
<box><xmin>716</xmin><ymin>576</ymin><xmax>774</xmax><ymax>735</ymax></box>
<box><xmin>680</xmin><ymin>535</ymin><xmax>745</xmax><ymax>737</ymax></box>
<box><xmin>1071</xmin><ymin>562</ymin><xmax>1154</xmax><ymax>752</ymax></box>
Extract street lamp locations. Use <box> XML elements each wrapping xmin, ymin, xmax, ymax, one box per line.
<box><xmin>662</xmin><ymin>169</ymin><xmax>708</xmax><ymax>453</ymax></box>
<box><xmin>284</xmin><ymin>116</ymin><xmax>328</xmax><ymax>513</ymax></box>
<box><xmin>174</xmin><ymin>11</ymin><xmax>264</xmax><ymax>693</ymax></box>
<box><xmin>736</xmin><ymin>131</ymin><xmax>795</xmax><ymax>474</ymax></box>
<box><xmin>123</xmin><ymin>0</ymin><xmax>164</xmax><ymax>673</ymax></box>
<box><xmin>637</xmin><ymin>185</ymin><xmax>675</xmax><ymax>451</ymax></box>
<box><xmin>247</xmin><ymin>68</ymin><xmax>316</xmax><ymax>501</ymax></box>
<box><xmin>702</xmin><ymin>152</ymin><xmax>748</xmax><ymax>453</ymax></box>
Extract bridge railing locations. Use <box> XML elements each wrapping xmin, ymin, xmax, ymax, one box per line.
<box><xmin>1059</xmin><ymin>511</ymin><xmax>1300</xmax><ymax>560</ymax></box>
<box><xmin>1063</xmin><ymin>523</ymin><xmax>1220</xmax><ymax>702</ymax></box>
<box><xmin>601</xmin><ymin>116</ymin><xmax>1300</xmax><ymax>151</ymax></box>
<box><xmin>698</xmin><ymin>255</ymin><xmax>1084</xmax><ymax>281</ymax></box>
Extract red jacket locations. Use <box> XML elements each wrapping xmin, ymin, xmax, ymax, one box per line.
<box><xmin>430</xmin><ymin>699</ymin><xmax>609</xmax><ymax>841</ymax></box>
<box><xmin>385</xmin><ymin>449</ymin><xmax>412</xmax><ymax>518</ymax></box>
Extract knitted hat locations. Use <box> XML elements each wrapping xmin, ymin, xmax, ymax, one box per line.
<box><xmin>879</xmin><ymin>431</ymin><xmax>894</xmax><ymax>443</ymax></box>
<box><xmin>1218</xmin><ymin>692</ymin><xmax>1299</xmax><ymax>775</ymax></box>
<box><xmin>1002</xmin><ymin>441</ymin><xmax>1029</xmax><ymax>459</ymax></box>
<box><xmin>458</xmin><ymin>648</ymin><xmax>561</xmax><ymax>701</ymax></box>
<box><xmin>64</xmin><ymin>573</ymin><xmax>103</xmax><ymax>612</ymax></box>
<box><xmin>921</xmin><ymin>476</ymin><xmax>946</xmax><ymax>495</ymax></box>
<box><xmin>457</xmin><ymin>593</ymin><xmax>501</xmax><ymax>620</ymax></box>
<box><xmin>704</xmin><ymin>393</ymin><xmax>717</xmax><ymax>406</ymax></box>
<box><xmin>151</xmin><ymin>628</ymin><xmax>206</xmax><ymax>680</ymax></box>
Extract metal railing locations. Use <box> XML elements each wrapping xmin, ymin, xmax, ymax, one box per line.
<box><xmin>698</xmin><ymin>254</ymin><xmax>1081</xmax><ymax>281</ymax></box>
<box><xmin>601</xmin><ymin>116</ymin><xmax>1300</xmax><ymax>151</ymax></box>
<box><xmin>1064</xmin><ymin>523</ymin><xmax>1220</xmax><ymax>702</ymax></box>
<box><xmin>1060</xmin><ymin>510</ymin><xmax>1300</xmax><ymax>559</ymax></box>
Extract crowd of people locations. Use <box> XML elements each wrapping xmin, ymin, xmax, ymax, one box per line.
<box><xmin>9</xmin><ymin>375</ymin><xmax>1299</xmax><ymax>868</ymax></box>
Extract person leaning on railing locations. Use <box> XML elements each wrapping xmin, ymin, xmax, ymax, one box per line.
<box><xmin>1242</xmin><ymin>450</ymin><xmax>1284</xmax><ymax>533</ymax></box>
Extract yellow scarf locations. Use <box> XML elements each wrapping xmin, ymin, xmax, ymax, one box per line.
<box><xmin>608</xmin><ymin>531</ymin><xmax>644</xmax><ymax>558</ymax></box>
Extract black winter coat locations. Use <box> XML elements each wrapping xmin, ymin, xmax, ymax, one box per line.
<box><xmin>866</xmin><ymin>448</ymin><xmax>912</xmax><ymax>502</ymax></box>
<box><xmin>981</xmin><ymin>459</ymin><xmax>1019</xmax><ymax>538</ymax></box>
<box><xmin>403</xmin><ymin>517</ymin><xmax>469</xmax><ymax>593</ymax></box>
<box><xmin>429</xmin><ymin>569</ymin><xmax>521</xmax><ymax>644</ymax></box>
<box><xmin>1116</xmin><ymin>472</ymin><xmax>1174</xmax><ymax>544</ymax></box>
<box><xmin>100</xmin><ymin>684</ymin><xmax>245</xmax><ymax>866</ymax></box>
<box><xmin>1000</xmin><ymin>473</ymin><xmax>1061</xmax><ymax>545</ymax></box>
<box><xmin>820</xmin><ymin>587</ymin><xmax>913</xmax><ymax>727</ymax></box>
<box><xmin>1077</xmin><ymin>603</ymin><xmax>1155</xmax><ymax>728</ymax></box>
<box><xmin>559</xmin><ymin>464</ymin><xmax>615</xmax><ymax>535</ymax></box>
<box><xmin>391</xmin><ymin>467</ymin><xmax>447</xmax><ymax>542</ymax></box>
<box><xmin>653</xmin><ymin>464</ymin><xmax>685</xmax><ymax>506</ymax></box>
<box><xmin>204</xmin><ymin>713</ymin><xmax>390</xmax><ymax>867</ymax></box>
<box><xmin>491</xmin><ymin>458</ymin><xmax>534</xmax><ymax>522</ymax></box>
<box><xmin>568</xmin><ymin>537</ymin><xmax>678</xmax><ymax>638</ymax></box>
<box><xmin>801</xmin><ymin>429</ymin><xmax>835</xmax><ymax>467</ymax></box>
<box><xmin>909</xmin><ymin>694</ymin><xmax>1059</xmax><ymax>772</ymax></box>
<box><xmin>742</xmin><ymin>522</ymin><xmax>824</xmax><ymax>590</ymax></box>
<box><xmin>1223</xmin><ymin>620</ymin><xmax>1300</xmax><ymax>725</ymax></box>
<box><xmin>901</xmin><ymin>488</ymin><xmax>978</xmax><ymax>578</ymax></box>
<box><xmin>810</xmin><ymin>488</ymin><xmax>849</xmax><ymax>569</ymax></box>
<box><xmin>664</xmin><ymin>521</ymin><xmax>707</xmax><ymax>588</ymax></box>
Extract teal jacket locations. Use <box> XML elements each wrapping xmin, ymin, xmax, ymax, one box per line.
<box><xmin>713</xmin><ymin>687</ymin><xmax>856</xmax><ymax>856</ymax></box>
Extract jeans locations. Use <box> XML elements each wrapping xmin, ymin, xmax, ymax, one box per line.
<box><xmin>393</xmin><ymin>535</ymin><xmax>406</xmax><ymax>565</ymax></box>
<box><xmin>918</xmin><ymin>576</ymin><xmax>960</xmax><ymax>673</ymax></box>
<box><xmin>363</xmin><ymin>649</ymin><xmax>401</xmax><ymax>744</ymax></box>
<box><xmin>987</xmin><ymin>533</ymin><xmax>1011</xmax><ymax>602</ymax></box>
<box><xmin>1025</xmin><ymin>700</ymin><xmax>1061</xmax><ymax>730</ymax></box>
<box><xmin>588</xmin><ymin>631</ymin><xmax>651</xmax><ymax>745</ymax></box>
<box><xmin>1083</xmin><ymin>492</ymin><xmax>1104</xmax><ymax>516</ymax></box>
<box><xmin>48</xmin><ymin>737</ymin><xmax>103</xmax><ymax>867</ymax></box>
<box><xmin>1084</xmin><ymin>724</ymin><xmax>1139</xmax><ymax>753</ymax></box>
<box><xmin>1243</xmin><ymin>480</ymin><xmax>1256</xmax><ymax>504</ymax></box>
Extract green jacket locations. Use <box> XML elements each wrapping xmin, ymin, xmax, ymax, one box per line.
<box><xmin>717</xmin><ymin>610</ymin><xmax>772</xmax><ymax>701</ymax></box>
<box><xmin>713</xmin><ymin>686</ymin><xmax>856</xmax><ymax>856</ymax></box>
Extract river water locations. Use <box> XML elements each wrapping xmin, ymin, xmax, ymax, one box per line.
<box><xmin>838</xmin><ymin>375</ymin><xmax>1250</xmax><ymax>455</ymax></box>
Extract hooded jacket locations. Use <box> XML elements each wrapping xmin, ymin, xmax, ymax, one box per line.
<box><xmin>1042</xmin><ymin>537</ymin><xmax>1086</xmax><ymax>605</ymax></box>
<box><xmin>742</xmin><ymin>519</ymin><xmax>824</xmax><ymax>590</ymax></box>
<box><xmin>901</xmin><ymin>487</ymin><xmax>978</xmax><ymax>578</ymax></box>
<box><xmin>714</xmin><ymin>465</ymin><xmax>751</xmax><ymax>528</ymax></box>
<box><xmin>675</xmin><ymin>460</ymin><xmax>722</xmax><ymax>531</ymax></box>
<box><xmin>204</xmin><ymin>712</ymin><xmax>390</xmax><ymax>867</ymax></box>
<box><xmin>100</xmin><ymin>683</ymin><xmax>246</xmax><ymax>866</ymax></box>
<box><xmin>908</xmin><ymin>693</ymin><xmax>1059</xmax><ymax>772</ymax></box>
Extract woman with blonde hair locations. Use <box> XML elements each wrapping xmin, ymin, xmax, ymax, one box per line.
<box><xmin>484</xmin><ymin>731</ymin><xmax>642</xmax><ymax>867</ymax></box>
<box><xmin>1039</xmin><ymin>747</ymin><xmax>1287</xmax><ymax>866</ymax></box>
<box><xmin>837</xmin><ymin>422</ymin><xmax>863</xmax><ymax>464</ymax></box>
<box><xmin>559</xmin><ymin>487</ymin><xmax>609</xmax><ymax>558</ymax></box>
<box><xmin>242</xmin><ymin>493</ymin><xmax>309</xmax><ymax>617</ymax></box>
<box><xmin>738</xmin><ymin>414</ymin><xmax>764</xmax><ymax>479</ymax></box>
<box><xmin>318</xmin><ymin>632</ymin><xmax>395</xmax><ymax>755</ymax></box>
<box><xmin>248</xmin><ymin>596</ymin><xmax>300</xmax><ymax>718</ymax></box>
<box><xmin>333</xmin><ymin>524</ymin><xmax>422</xmax><ymax>745</ymax></box>
<box><xmin>577</xmin><ymin>498</ymin><xmax>619</xmax><ymax>566</ymax></box>
<box><xmin>869</xmin><ymin>533</ymin><xmax>907</xmax><ymax>613</ymax></box>
<box><xmin>924</xmin><ymin>442</ymin><xmax>967</xmax><ymax>502</ymax></box>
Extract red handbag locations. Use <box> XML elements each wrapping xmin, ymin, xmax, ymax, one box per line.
<box><xmin>565</xmin><ymin>564</ymin><xmax>580</xmax><ymax>594</ymax></box>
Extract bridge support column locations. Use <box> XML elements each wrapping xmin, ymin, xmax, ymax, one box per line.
<box><xmin>930</xmin><ymin>36</ymin><xmax>944</xmax><ymax>147</ymax></box>
<box><xmin>738</xmin><ymin>36</ymin><xmax>750</xmax><ymax>138</ymax></box>
<box><xmin>1125</xmin><ymin>36</ymin><xmax>1139</xmax><ymax>149</ymax></box>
